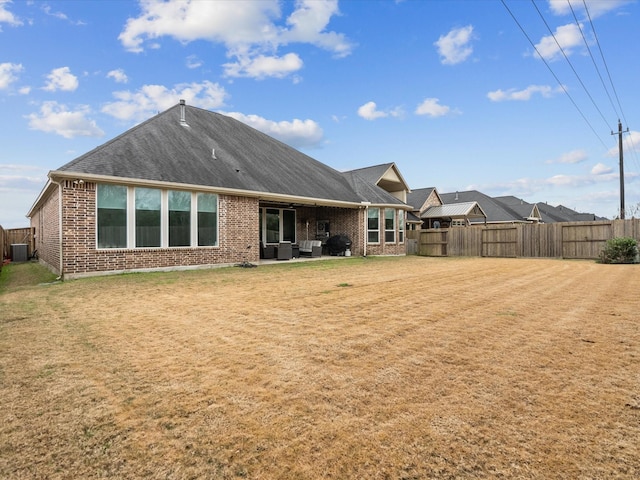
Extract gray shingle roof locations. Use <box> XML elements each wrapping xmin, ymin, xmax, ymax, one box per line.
<box><xmin>346</xmin><ymin>163</ymin><xmax>395</xmax><ymax>185</ymax></box>
<box><xmin>406</xmin><ymin>187</ymin><xmax>437</xmax><ymax>211</ymax></box>
<box><xmin>440</xmin><ymin>190</ymin><xmax>524</xmax><ymax>223</ymax></box>
<box><xmin>341</xmin><ymin>171</ymin><xmax>406</xmax><ymax>206</ymax></box>
<box><xmin>57</xmin><ymin>103</ymin><xmax>367</xmax><ymax>204</ymax></box>
<box><xmin>493</xmin><ymin>196</ymin><xmax>540</xmax><ymax>221</ymax></box>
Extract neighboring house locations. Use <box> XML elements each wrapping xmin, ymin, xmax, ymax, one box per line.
<box><xmin>28</xmin><ymin>101</ymin><xmax>411</xmax><ymax>279</ymax></box>
<box><xmin>440</xmin><ymin>190</ymin><xmax>527</xmax><ymax>225</ymax></box>
<box><xmin>441</xmin><ymin>191</ymin><xmax>602</xmax><ymax>225</ymax></box>
<box><xmin>406</xmin><ymin>187</ymin><xmax>487</xmax><ymax>227</ymax></box>
<box><xmin>493</xmin><ymin>196</ymin><xmax>543</xmax><ymax>223</ymax></box>
<box><xmin>406</xmin><ymin>187</ymin><xmax>442</xmax><ymax>229</ymax></box>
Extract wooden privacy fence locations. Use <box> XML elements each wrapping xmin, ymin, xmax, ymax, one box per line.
<box><xmin>407</xmin><ymin>219</ymin><xmax>640</xmax><ymax>259</ymax></box>
<box><xmin>1</xmin><ymin>226</ymin><xmax>35</xmax><ymax>262</ymax></box>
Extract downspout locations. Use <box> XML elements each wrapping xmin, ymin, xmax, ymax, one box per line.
<box><xmin>49</xmin><ymin>177</ymin><xmax>64</xmax><ymax>279</ymax></box>
<box><xmin>362</xmin><ymin>202</ymin><xmax>370</xmax><ymax>257</ymax></box>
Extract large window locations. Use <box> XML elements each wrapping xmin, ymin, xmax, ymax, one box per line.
<box><xmin>260</xmin><ymin>208</ymin><xmax>296</xmax><ymax>244</ymax></box>
<box><xmin>367</xmin><ymin>207</ymin><xmax>380</xmax><ymax>243</ymax></box>
<box><xmin>385</xmin><ymin>209</ymin><xmax>396</xmax><ymax>243</ymax></box>
<box><xmin>197</xmin><ymin>193</ymin><xmax>218</xmax><ymax>246</ymax></box>
<box><xmin>97</xmin><ymin>184</ymin><xmax>127</xmax><ymax>248</ymax></box>
<box><xmin>135</xmin><ymin>188</ymin><xmax>161</xmax><ymax>247</ymax></box>
<box><xmin>97</xmin><ymin>184</ymin><xmax>218</xmax><ymax>249</ymax></box>
<box><xmin>398</xmin><ymin>210</ymin><xmax>405</xmax><ymax>243</ymax></box>
<box><xmin>169</xmin><ymin>190</ymin><xmax>191</xmax><ymax>247</ymax></box>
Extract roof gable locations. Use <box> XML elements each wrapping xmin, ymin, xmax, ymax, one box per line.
<box><xmin>407</xmin><ymin>187</ymin><xmax>442</xmax><ymax>212</ymax></box>
<box><xmin>345</xmin><ymin>163</ymin><xmax>410</xmax><ymax>198</ymax></box>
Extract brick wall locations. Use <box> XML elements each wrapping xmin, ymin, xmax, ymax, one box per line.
<box><xmin>31</xmin><ymin>184</ymin><xmax>61</xmax><ymax>274</ymax></box>
<box><xmin>58</xmin><ymin>182</ymin><xmax>260</xmax><ymax>279</ymax></box>
<box><xmin>35</xmin><ymin>181</ymin><xmax>405</xmax><ymax>278</ymax></box>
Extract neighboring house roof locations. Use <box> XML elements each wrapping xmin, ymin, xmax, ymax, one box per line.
<box><xmin>406</xmin><ymin>187</ymin><xmax>443</xmax><ymax>212</ymax></box>
<box><xmin>440</xmin><ymin>190</ymin><xmax>526</xmax><ymax>224</ymax></box>
<box><xmin>44</xmin><ymin>102</ymin><xmax>407</xmax><ymax>209</ymax></box>
<box><xmin>534</xmin><ymin>202</ymin><xmax>605</xmax><ymax>223</ymax></box>
<box><xmin>493</xmin><ymin>196</ymin><xmax>542</xmax><ymax>222</ymax></box>
<box><xmin>421</xmin><ymin>201</ymin><xmax>487</xmax><ymax>221</ymax></box>
<box><xmin>555</xmin><ymin>205</ymin><xmax>604</xmax><ymax>221</ymax></box>
<box><xmin>406</xmin><ymin>211</ymin><xmax>422</xmax><ymax>224</ymax></box>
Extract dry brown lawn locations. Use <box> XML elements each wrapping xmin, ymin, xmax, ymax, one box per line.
<box><xmin>1</xmin><ymin>256</ymin><xmax>638</xmax><ymax>479</ymax></box>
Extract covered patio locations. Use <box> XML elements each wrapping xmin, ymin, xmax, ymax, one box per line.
<box><xmin>420</xmin><ymin>201</ymin><xmax>487</xmax><ymax>228</ymax></box>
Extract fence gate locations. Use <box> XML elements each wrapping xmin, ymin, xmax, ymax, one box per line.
<box><xmin>562</xmin><ymin>222</ymin><xmax>611</xmax><ymax>259</ymax></box>
<box><xmin>482</xmin><ymin>226</ymin><xmax>518</xmax><ymax>257</ymax></box>
<box><xmin>420</xmin><ymin>229</ymin><xmax>448</xmax><ymax>256</ymax></box>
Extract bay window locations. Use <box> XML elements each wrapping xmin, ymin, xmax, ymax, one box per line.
<box><xmin>367</xmin><ymin>207</ymin><xmax>380</xmax><ymax>243</ymax></box>
<box><xmin>385</xmin><ymin>208</ymin><xmax>395</xmax><ymax>243</ymax></box>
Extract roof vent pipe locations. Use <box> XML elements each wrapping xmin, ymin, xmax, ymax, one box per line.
<box><xmin>455</xmin><ymin>191</ymin><xmax>459</xmax><ymax>201</ymax></box>
<box><xmin>179</xmin><ymin>99</ymin><xmax>188</xmax><ymax>127</ymax></box>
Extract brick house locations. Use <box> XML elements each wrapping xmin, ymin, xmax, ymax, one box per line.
<box><xmin>28</xmin><ymin>101</ymin><xmax>411</xmax><ymax>279</ymax></box>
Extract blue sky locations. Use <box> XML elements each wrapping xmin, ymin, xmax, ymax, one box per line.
<box><xmin>1</xmin><ymin>0</ymin><xmax>639</xmax><ymax>228</ymax></box>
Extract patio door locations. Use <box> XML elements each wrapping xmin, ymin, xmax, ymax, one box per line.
<box><xmin>260</xmin><ymin>207</ymin><xmax>296</xmax><ymax>244</ymax></box>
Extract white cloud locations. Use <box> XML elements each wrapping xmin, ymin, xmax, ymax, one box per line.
<box><xmin>488</xmin><ymin>84</ymin><xmax>564</xmax><ymax>102</ymax></box>
<box><xmin>223</xmin><ymin>52</ymin><xmax>303</xmax><ymax>79</ymax></box>
<box><xmin>534</xmin><ymin>23</ymin><xmax>583</xmax><ymax>61</ymax></box>
<box><xmin>26</xmin><ymin>101</ymin><xmax>104</xmax><ymax>139</ymax></box>
<box><xmin>0</xmin><ymin>62</ymin><xmax>23</xmax><ymax>89</ymax></box>
<box><xmin>43</xmin><ymin>66</ymin><xmax>79</xmax><ymax>92</ymax></box>
<box><xmin>546</xmin><ymin>149</ymin><xmax>588</xmax><ymax>164</ymax></box>
<box><xmin>223</xmin><ymin>111</ymin><xmax>323</xmax><ymax>149</ymax></box>
<box><xmin>279</xmin><ymin>0</ymin><xmax>352</xmax><ymax>58</ymax></box>
<box><xmin>591</xmin><ymin>163</ymin><xmax>613</xmax><ymax>175</ymax></box>
<box><xmin>548</xmin><ymin>0</ymin><xmax>632</xmax><ymax>18</ymax></box>
<box><xmin>607</xmin><ymin>130</ymin><xmax>640</xmax><ymax>157</ymax></box>
<box><xmin>102</xmin><ymin>81</ymin><xmax>228</xmax><ymax>122</ymax></box>
<box><xmin>118</xmin><ymin>0</ymin><xmax>352</xmax><ymax>80</ymax></box>
<box><xmin>357</xmin><ymin>101</ymin><xmax>384</xmax><ymax>120</ymax></box>
<box><xmin>434</xmin><ymin>25</ymin><xmax>474</xmax><ymax>65</ymax></box>
<box><xmin>186</xmin><ymin>54</ymin><xmax>202</xmax><ymax>69</ymax></box>
<box><xmin>415</xmin><ymin>98</ymin><xmax>453</xmax><ymax>117</ymax></box>
<box><xmin>0</xmin><ymin>0</ymin><xmax>22</xmax><ymax>27</ymax></box>
<box><xmin>107</xmin><ymin>69</ymin><xmax>129</xmax><ymax>83</ymax></box>
<box><xmin>357</xmin><ymin>101</ymin><xmax>403</xmax><ymax>121</ymax></box>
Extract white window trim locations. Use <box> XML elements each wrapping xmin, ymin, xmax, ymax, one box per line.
<box><xmin>385</xmin><ymin>208</ymin><xmax>396</xmax><ymax>244</ymax></box>
<box><xmin>260</xmin><ymin>207</ymin><xmax>296</xmax><ymax>245</ymax></box>
<box><xmin>367</xmin><ymin>207</ymin><xmax>380</xmax><ymax>245</ymax></box>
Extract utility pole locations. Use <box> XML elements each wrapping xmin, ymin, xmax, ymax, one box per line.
<box><xmin>612</xmin><ymin>120</ymin><xmax>629</xmax><ymax>219</ymax></box>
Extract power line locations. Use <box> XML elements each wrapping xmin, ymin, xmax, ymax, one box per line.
<box><xmin>582</xmin><ymin>0</ymin><xmax>627</xmax><ymax>127</ymax></box>
<box><xmin>582</xmin><ymin>0</ymin><xmax>640</xmax><ymax>171</ymax></box>
<box><xmin>567</xmin><ymin>0</ymin><xmax>620</xmax><ymax>121</ymax></box>
<box><xmin>531</xmin><ymin>0</ymin><xmax>612</xmax><ymax>132</ymax></box>
<box><xmin>500</xmin><ymin>0</ymin><xmax>609</xmax><ymax>150</ymax></box>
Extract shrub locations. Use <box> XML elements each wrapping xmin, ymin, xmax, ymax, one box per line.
<box><xmin>598</xmin><ymin>237</ymin><xmax>639</xmax><ymax>264</ymax></box>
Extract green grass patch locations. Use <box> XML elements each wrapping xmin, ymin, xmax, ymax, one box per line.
<box><xmin>0</xmin><ymin>261</ymin><xmax>59</xmax><ymax>294</ymax></box>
